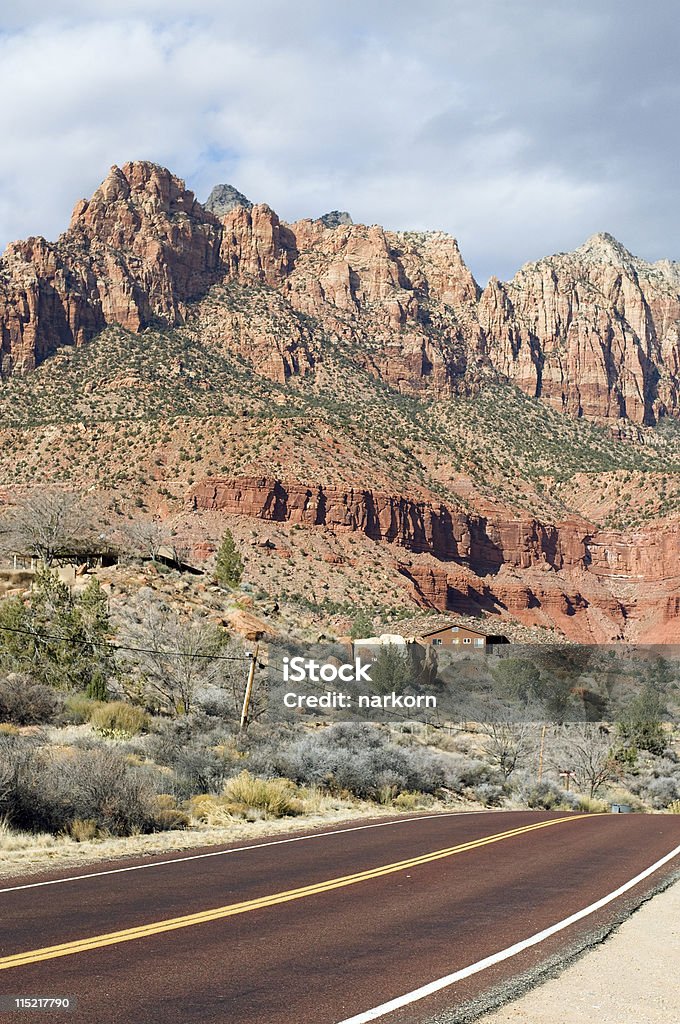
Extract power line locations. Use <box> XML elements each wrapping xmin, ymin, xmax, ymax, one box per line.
<box><xmin>0</xmin><ymin>624</ymin><xmax>251</xmax><ymax>662</ymax></box>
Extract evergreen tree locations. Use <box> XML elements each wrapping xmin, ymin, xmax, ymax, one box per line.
<box><xmin>350</xmin><ymin>608</ymin><xmax>374</xmax><ymax>640</ymax></box>
<box><xmin>0</xmin><ymin>568</ymin><xmax>115</xmax><ymax>695</ymax></box>
<box><xmin>214</xmin><ymin>529</ymin><xmax>243</xmax><ymax>588</ymax></box>
<box><xmin>618</xmin><ymin>681</ymin><xmax>667</xmax><ymax>755</ymax></box>
<box><xmin>370</xmin><ymin>645</ymin><xmax>411</xmax><ymax>696</ymax></box>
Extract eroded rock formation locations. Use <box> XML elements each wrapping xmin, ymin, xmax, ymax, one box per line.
<box><xmin>0</xmin><ymin>162</ymin><xmax>223</xmax><ymax>373</ymax></box>
<box><xmin>188</xmin><ymin>475</ymin><xmax>680</xmax><ymax>642</ymax></box>
<box><xmin>4</xmin><ymin>161</ymin><xmax>680</xmax><ymax>426</ymax></box>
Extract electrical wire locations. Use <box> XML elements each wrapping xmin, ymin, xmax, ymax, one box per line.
<box><xmin>0</xmin><ymin>624</ymin><xmax>251</xmax><ymax>661</ymax></box>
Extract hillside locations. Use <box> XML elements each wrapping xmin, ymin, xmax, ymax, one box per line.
<box><xmin>1</xmin><ymin>161</ymin><xmax>680</xmax><ymax>642</ymax></box>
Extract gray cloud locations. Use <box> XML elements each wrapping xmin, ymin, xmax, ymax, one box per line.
<box><xmin>0</xmin><ymin>0</ymin><xmax>678</xmax><ymax>282</ymax></box>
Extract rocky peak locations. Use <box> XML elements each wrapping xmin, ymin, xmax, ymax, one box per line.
<box><xmin>2</xmin><ymin>159</ymin><xmax>680</xmax><ymax>429</ymax></box>
<box><xmin>0</xmin><ymin>161</ymin><xmax>225</xmax><ymax>374</ymax></box>
<box><xmin>318</xmin><ymin>210</ymin><xmax>353</xmax><ymax>229</ymax></box>
<box><xmin>573</xmin><ymin>231</ymin><xmax>638</xmax><ymax>271</ymax></box>
<box><xmin>69</xmin><ymin>161</ymin><xmax>210</xmax><ymax>230</ymax></box>
<box><xmin>204</xmin><ymin>184</ymin><xmax>253</xmax><ymax>217</ymax></box>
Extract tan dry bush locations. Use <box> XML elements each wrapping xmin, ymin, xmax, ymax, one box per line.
<box><xmin>187</xmin><ymin>794</ymin><xmax>235</xmax><ymax>827</ymax></box>
<box><xmin>64</xmin><ymin>695</ymin><xmax>101</xmax><ymax>724</ymax></box>
<box><xmin>91</xmin><ymin>702</ymin><xmax>149</xmax><ymax>738</ymax></box>
<box><xmin>153</xmin><ymin>794</ymin><xmax>190</xmax><ymax>830</ymax></box>
<box><xmin>377</xmin><ymin>784</ymin><xmax>398</xmax><ymax>805</ymax></box>
<box><xmin>575</xmin><ymin>795</ymin><xmax>610</xmax><ymax>814</ymax></box>
<box><xmin>668</xmin><ymin>799</ymin><xmax>680</xmax><ymax>814</ymax></box>
<box><xmin>296</xmin><ymin>786</ymin><xmax>349</xmax><ymax>815</ymax></box>
<box><xmin>222</xmin><ymin>771</ymin><xmax>303</xmax><ymax>818</ymax></box>
<box><xmin>393</xmin><ymin>791</ymin><xmax>434</xmax><ymax>811</ymax></box>
<box><xmin>68</xmin><ymin>818</ymin><xmax>99</xmax><ymax>842</ymax></box>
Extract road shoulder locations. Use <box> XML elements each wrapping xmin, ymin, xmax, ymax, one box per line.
<box><xmin>479</xmin><ymin>876</ymin><xmax>680</xmax><ymax>1024</ymax></box>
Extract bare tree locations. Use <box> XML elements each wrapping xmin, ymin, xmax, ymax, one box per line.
<box><xmin>122</xmin><ymin>520</ymin><xmax>170</xmax><ymax>563</ymax></box>
<box><xmin>551</xmin><ymin>724</ymin><xmax>620</xmax><ymax>797</ymax></box>
<box><xmin>121</xmin><ymin>605</ymin><xmax>230</xmax><ymax>715</ymax></box>
<box><xmin>1</xmin><ymin>491</ymin><xmax>94</xmax><ymax>566</ymax></box>
<box><xmin>479</xmin><ymin>722</ymin><xmax>534</xmax><ymax>781</ymax></box>
<box><xmin>170</xmin><ymin>539</ymin><xmax>192</xmax><ymax>568</ymax></box>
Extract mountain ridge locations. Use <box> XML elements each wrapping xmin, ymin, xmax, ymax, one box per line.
<box><xmin>2</xmin><ymin>160</ymin><xmax>680</xmax><ymax>643</ymax></box>
<box><xmin>2</xmin><ymin>159</ymin><xmax>680</xmax><ymax>428</ymax></box>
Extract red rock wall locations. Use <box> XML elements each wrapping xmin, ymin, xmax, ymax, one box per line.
<box><xmin>4</xmin><ymin>162</ymin><xmax>680</xmax><ymax>425</ymax></box>
<box><xmin>189</xmin><ymin>476</ymin><xmax>577</xmax><ymax>571</ymax></box>
<box><xmin>189</xmin><ymin>475</ymin><xmax>680</xmax><ymax>642</ymax></box>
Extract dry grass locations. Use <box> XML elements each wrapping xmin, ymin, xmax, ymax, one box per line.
<box><xmin>0</xmin><ymin>799</ymin><xmax>392</xmax><ymax>880</ymax></box>
<box><xmin>575</xmin><ymin>795</ymin><xmax>611</xmax><ymax>814</ymax></box>
<box><xmin>0</xmin><ymin>791</ymin><xmax>475</xmax><ymax>882</ymax></box>
<box><xmin>220</xmin><ymin>771</ymin><xmax>303</xmax><ymax>818</ymax></box>
<box><xmin>188</xmin><ymin>783</ymin><xmax>351</xmax><ymax>826</ymax></box>
<box><xmin>90</xmin><ymin>701</ymin><xmax>149</xmax><ymax>738</ymax></box>
<box><xmin>0</xmin><ymin>817</ymin><xmax>58</xmax><ymax>852</ymax></box>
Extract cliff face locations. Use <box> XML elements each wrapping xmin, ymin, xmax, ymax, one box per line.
<box><xmin>4</xmin><ymin>161</ymin><xmax>680</xmax><ymax>425</ymax></box>
<box><xmin>189</xmin><ymin>476</ymin><xmax>567</xmax><ymax>571</ymax></box>
<box><xmin>188</xmin><ymin>476</ymin><xmax>680</xmax><ymax>642</ymax></box>
<box><xmin>0</xmin><ymin>162</ymin><xmax>223</xmax><ymax>373</ymax></box>
<box><xmin>478</xmin><ymin>234</ymin><xmax>680</xmax><ymax>425</ymax></box>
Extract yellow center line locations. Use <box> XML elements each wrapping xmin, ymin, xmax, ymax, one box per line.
<box><xmin>0</xmin><ymin>814</ymin><xmax>591</xmax><ymax>971</ymax></box>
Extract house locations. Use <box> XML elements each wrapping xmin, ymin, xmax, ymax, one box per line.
<box><xmin>415</xmin><ymin>623</ymin><xmax>491</xmax><ymax>649</ymax></box>
<box><xmin>381</xmin><ymin>615</ymin><xmax>510</xmax><ymax>651</ymax></box>
<box><xmin>352</xmin><ymin>620</ymin><xmax>509</xmax><ymax>651</ymax></box>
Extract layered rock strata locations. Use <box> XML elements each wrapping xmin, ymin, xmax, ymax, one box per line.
<box><xmin>3</xmin><ymin>161</ymin><xmax>680</xmax><ymax>425</ymax></box>
<box><xmin>189</xmin><ymin>476</ymin><xmax>680</xmax><ymax>642</ymax></box>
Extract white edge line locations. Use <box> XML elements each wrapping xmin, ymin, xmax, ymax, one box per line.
<box><xmin>0</xmin><ymin>810</ymin><xmax>485</xmax><ymax>894</ymax></box>
<box><xmin>335</xmin><ymin>841</ymin><xmax>680</xmax><ymax>1024</ymax></box>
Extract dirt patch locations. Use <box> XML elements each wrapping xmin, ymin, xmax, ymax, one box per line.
<box><xmin>479</xmin><ymin>877</ymin><xmax>680</xmax><ymax>1024</ymax></box>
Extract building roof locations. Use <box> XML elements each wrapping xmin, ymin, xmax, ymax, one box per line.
<box><xmin>388</xmin><ymin>613</ymin><xmax>490</xmax><ymax>637</ymax></box>
<box><xmin>418</xmin><ymin>622</ymin><xmax>489</xmax><ymax>638</ymax></box>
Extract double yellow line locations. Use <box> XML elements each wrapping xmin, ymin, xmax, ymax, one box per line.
<box><xmin>0</xmin><ymin>814</ymin><xmax>589</xmax><ymax>971</ymax></box>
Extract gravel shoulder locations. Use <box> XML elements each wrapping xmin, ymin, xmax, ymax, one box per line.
<box><xmin>480</xmin><ymin>877</ymin><xmax>680</xmax><ymax>1024</ymax></box>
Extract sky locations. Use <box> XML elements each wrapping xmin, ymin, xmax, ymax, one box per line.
<box><xmin>0</xmin><ymin>0</ymin><xmax>678</xmax><ymax>283</ymax></box>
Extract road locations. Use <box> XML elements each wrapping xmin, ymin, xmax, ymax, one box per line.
<box><xmin>0</xmin><ymin>810</ymin><xmax>678</xmax><ymax>1023</ymax></box>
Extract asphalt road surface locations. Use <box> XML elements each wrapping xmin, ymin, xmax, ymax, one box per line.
<box><xmin>0</xmin><ymin>810</ymin><xmax>679</xmax><ymax>1024</ymax></box>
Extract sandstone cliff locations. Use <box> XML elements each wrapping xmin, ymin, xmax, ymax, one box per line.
<box><xmin>0</xmin><ymin>162</ymin><xmax>223</xmax><ymax>373</ymax></box>
<box><xmin>3</xmin><ymin>161</ymin><xmax>680</xmax><ymax>426</ymax></box>
<box><xmin>187</xmin><ymin>476</ymin><xmax>680</xmax><ymax>643</ymax></box>
<box><xmin>478</xmin><ymin>233</ymin><xmax>680</xmax><ymax>425</ymax></box>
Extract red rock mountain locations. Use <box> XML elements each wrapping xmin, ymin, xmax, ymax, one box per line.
<box><xmin>3</xmin><ymin>161</ymin><xmax>680</xmax><ymax>426</ymax></box>
<box><xmin>2</xmin><ymin>161</ymin><xmax>680</xmax><ymax>642</ymax></box>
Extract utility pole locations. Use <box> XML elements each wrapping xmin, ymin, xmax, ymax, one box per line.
<box><xmin>537</xmin><ymin>723</ymin><xmax>547</xmax><ymax>782</ymax></box>
<box><xmin>240</xmin><ymin>644</ymin><xmax>259</xmax><ymax>733</ymax></box>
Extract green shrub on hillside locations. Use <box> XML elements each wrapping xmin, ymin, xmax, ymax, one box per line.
<box><xmin>214</xmin><ymin>529</ymin><xmax>243</xmax><ymax>588</ymax></box>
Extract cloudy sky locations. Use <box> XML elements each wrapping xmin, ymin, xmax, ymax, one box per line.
<box><xmin>1</xmin><ymin>0</ymin><xmax>678</xmax><ymax>282</ymax></box>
